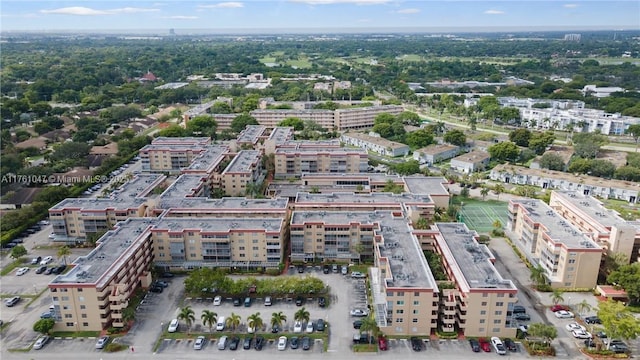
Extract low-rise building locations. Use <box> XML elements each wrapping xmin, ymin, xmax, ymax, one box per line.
<box><xmin>341</xmin><ymin>132</ymin><xmax>409</xmax><ymax>157</ymax></box>
<box><xmin>450</xmin><ymin>151</ymin><xmax>490</xmax><ymax>174</ymax></box>
<box><xmin>413</xmin><ymin>144</ymin><xmax>460</xmax><ymax>165</ymax></box>
<box><xmin>508</xmin><ymin>199</ymin><xmax>602</xmax><ymax>289</ymax></box>
<box><xmin>274</xmin><ymin>145</ymin><xmax>368</xmax><ymax>178</ymax></box>
<box><xmin>221</xmin><ymin>150</ymin><xmax>263</xmax><ymax>196</ymax></box>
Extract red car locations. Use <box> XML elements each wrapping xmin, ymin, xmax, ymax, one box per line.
<box><xmin>378</xmin><ymin>337</ymin><xmax>388</xmax><ymax>351</ymax></box>
<box><xmin>478</xmin><ymin>338</ymin><xmax>491</xmax><ymax>352</ymax></box>
<box><xmin>551</xmin><ymin>305</ymin><xmax>569</xmax><ymax>312</ymax></box>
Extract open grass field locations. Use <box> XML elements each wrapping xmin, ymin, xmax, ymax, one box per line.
<box><xmin>455</xmin><ymin>199</ymin><xmax>509</xmax><ymax>233</ymax></box>
<box><xmin>286</xmin><ymin>58</ymin><xmax>312</xmax><ymax>69</ymax></box>
<box><xmin>397</xmin><ymin>54</ymin><xmax>423</xmax><ymax>61</ymax></box>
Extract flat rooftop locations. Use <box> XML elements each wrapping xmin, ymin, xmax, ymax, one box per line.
<box><xmin>140</xmin><ymin>144</ymin><xmax>205</xmax><ymax>152</ymax></box>
<box><xmin>183</xmin><ymin>145</ymin><xmax>228</xmax><ymax>172</ymax></box>
<box><xmin>278</xmin><ymin>140</ymin><xmax>342</xmax><ymax>149</ymax></box>
<box><xmin>435</xmin><ymin>223</ymin><xmax>517</xmax><ymax>291</ymax></box>
<box><xmin>295</xmin><ymin>192</ymin><xmax>432</xmax><ymax>206</ymax></box>
<box><xmin>512</xmin><ymin>199</ymin><xmax>601</xmax><ymax>250</ymax></box>
<box><xmin>162</xmin><ymin>196</ymin><xmax>289</xmax><ymax>213</ymax></box>
<box><xmin>151</xmin><ymin>137</ymin><xmax>210</xmax><ymax>146</ymax></box>
<box><xmin>153</xmin><ymin>216</ymin><xmax>284</xmax><ymax>234</ymax></box>
<box><xmin>158</xmin><ymin>174</ymin><xmax>207</xmax><ymax>205</ymax></box>
<box><xmin>403</xmin><ymin>176</ymin><xmax>449</xmax><ymax>195</ymax></box>
<box><xmin>184</xmin><ymin>101</ymin><xmax>216</xmax><ymax>116</ymax></box>
<box><xmin>223</xmin><ymin>150</ymin><xmax>261</xmax><ymax>173</ymax></box>
<box><xmin>275</xmin><ymin>147</ymin><xmax>367</xmax><ymax>155</ymax></box>
<box><xmin>268</xmin><ymin>127</ymin><xmax>294</xmax><ymax>144</ymax></box>
<box><xmin>236</xmin><ymin>125</ymin><xmax>267</xmax><ymax>143</ymax></box>
<box><xmin>452</xmin><ymin>151</ymin><xmax>490</xmax><ymax>163</ymax></box>
<box><xmin>553</xmin><ymin>191</ymin><xmax>632</xmax><ymax>229</ymax></box>
<box><xmin>342</xmin><ymin>132</ymin><xmax>408</xmax><ymax>149</ymax></box>
<box><xmin>51</xmin><ymin>218</ymin><xmax>157</xmax><ymax>287</ymax></box>
<box><xmin>416</xmin><ymin>143</ymin><xmax>459</xmax><ymax>155</ymax></box>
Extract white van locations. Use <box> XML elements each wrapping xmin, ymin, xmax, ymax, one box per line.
<box><xmin>218</xmin><ymin>335</ymin><xmax>228</xmax><ymax>350</ymax></box>
<box><xmin>216</xmin><ymin>316</ymin><xmax>226</xmax><ymax>331</ymax></box>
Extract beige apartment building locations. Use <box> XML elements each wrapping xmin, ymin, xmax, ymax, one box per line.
<box><xmin>49</xmin><ymin>218</ymin><xmax>155</xmax><ymax>331</ymax></box>
<box><xmin>549</xmin><ymin>191</ymin><xmax>640</xmax><ymax>264</ymax></box>
<box><xmin>274</xmin><ymin>146</ymin><xmax>368</xmax><ymax>178</ymax></box>
<box><xmin>341</xmin><ymin>132</ymin><xmax>410</xmax><ymax>157</ymax></box>
<box><xmin>334</xmin><ymin>105</ymin><xmax>404</xmax><ymax>130</ymax></box>
<box><xmin>508</xmin><ymin>199</ymin><xmax>602</xmax><ymax>289</ymax></box>
<box><xmin>220</xmin><ymin>150</ymin><xmax>263</xmax><ymax>196</ymax></box>
<box><xmin>250</xmin><ymin>109</ymin><xmax>336</xmax><ymax>129</ymax></box>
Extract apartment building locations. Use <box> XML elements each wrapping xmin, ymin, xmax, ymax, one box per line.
<box><xmin>274</xmin><ymin>145</ymin><xmax>368</xmax><ymax>178</ymax></box>
<box><xmin>341</xmin><ymin>132</ymin><xmax>409</xmax><ymax>157</ymax></box>
<box><xmin>430</xmin><ymin>223</ymin><xmax>518</xmax><ymax>338</ymax></box>
<box><xmin>413</xmin><ymin>144</ymin><xmax>460</xmax><ymax>165</ymax></box>
<box><xmin>263</xmin><ymin>127</ymin><xmax>295</xmax><ymax>154</ymax></box>
<box><xmin>519</xmin><ymin>107</ymin><xmax>638</xmax><ymax>135</ymax></box>
<box><xmin>49</xmin><ymin>218</ymin><xmax>156</xmax><ymax>331</ymax></box>
<box><xmin>250</xmin><ymin>109</ymin><xmax>336</xmax><ymax>129</ymax></box>
<box><xmin>508</xmin><ymin>199</ymin><xmax>602</xmax><ymax>289</ymax></box>
<box><xmin>220</xmin><ymin>150</ymin><xmax>263</xmax><ymax>196</ymax></box>
<box><xmin>334</xmin><ymin>105</ymin><xmax>403</xmax><ymax>130</ymax></box>
<box><xmin>140</xmin><ymin>136</ymin><xmax>228</xmax><ymax>174</ymax></box>
<box><xmin>549</xmin><ymin>191</ymin><xmax>640</xmax><ymax>264</ymax></box>
<box><xmin>49</xmin><ymin>174</ymin><xmax>166</xmax><ymax>240</ymax></box>
<box><xmin>450</xmin><ymin>151</ymin><xmax>490</xmax><ymax>174</ymax></box>
<box><xmin>234</xmin><ymin>125</ymin><xmax>268</xmax><ymax>148</ymax></box>
<box><xmin>490</xmin><ymin>164</ymin><xmax>640</xmax><ymax>203</ymax></box>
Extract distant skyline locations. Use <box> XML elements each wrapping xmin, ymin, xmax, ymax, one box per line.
<box><xmin>1</xmin><ymin>1</ymin><xmax>639</xmax><ymax>33</ymax></box>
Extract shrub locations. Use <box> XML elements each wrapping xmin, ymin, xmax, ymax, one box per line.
<box><xmin>104</xmin><ymin>342</ymin><xmax>128</xmax><ymax>352</ymax></box>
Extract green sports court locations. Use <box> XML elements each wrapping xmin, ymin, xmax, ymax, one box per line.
<box><xmin>457</xmin><ymin>200</ymin><xmax>509</xmax><ymax>233</ymax></box>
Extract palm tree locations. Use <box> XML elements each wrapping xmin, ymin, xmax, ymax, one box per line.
<box><xmin>226</xmin><ymin>312</ymin><xmax>241</xmax><ymax>332</ymax></box>
<box><xmin>550</xmin><ymin>289</ymin><xmax>564</xmax><ymax>305</ymax></box>
<box><xmin>492</xmin><ymin>220</ymin><xmax>502</xmax><ymax>230</ymax></box>
<box><xmin>294</xmin><ymin>307</ymin><xmax>310</xmax><ymax>324</ymax></box>
<box><xmin>201</xmin><ymin>310</ymin><xmax>217</xmax><ymax>333</ymax></box>
<box><xmin>247</xmin><ymin>312</ymin><xmax>264</xmax><ymax>337</ymax></box>
<box><xmin>178</xmin><ymin>306</ymin><xmax>196</xmax><ymax>334</ymax></box>
<box><xmin>529</xmin><ymin>264</ymin><xmax>547</xmax><ymax>288</ymax></box>
<box><xmin>480</xmin><ymin>186</ymin><xmax>490</xmax><ymax>200</ymax></box>
<box><xmin>271</xmin><ymin>311</ymin><xmax>287</xmax><ymax>330</ymax></box>
<box><xmin>576</xmin><ymin>300</ymin><xmax>592</xmax><ymax>317</ymax></box>
<box><xmin>493</xmin><ymin>184</ymin><xmax>505</xmax><ymax>200</ymax></box>
<box><xmin>359</xmin><ymin>316</ymin><xmax>379</xmax><ymax>344</ymax></box>
<box><xmin>57</xmin><ymin>246</ymin><xmax>71</xmax><ymax>265</ymax></box>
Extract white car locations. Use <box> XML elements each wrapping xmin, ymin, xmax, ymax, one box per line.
<box><xmin>48</xmin><ymin>233</ymin><xmax>55</xmax><ymax>239</ymax></box>
<box><xmin>16</xmin><ymin>267</ymin><xmax>29</xmax><ymax>276</ymax></box>
<box><xmin>554</xmin><ymin>310</ymin><xmax>574</xmax><ymax>319</ymax></box>
<box><xmin>95</xmin><ymin>336</ymin><xmax>109</xmax><ymax>349</ymax></box>
<box><xmin>565</xmin><ymin>322</ymin><xmax>586</xmax><ymax>332</ymax></box>
<box><xmin>264</xmin><ymin>296</ymin><xmax>272</xmax><ymax>306</ymax></box>
<box><xmin>248</xmin><ymin>326</ymin><xmax>255</xmax><ymax>334</ymax></box>
<box><xmin>572</xmin><ymin>330</ymin><xmax>592</xmax><ymax>339</ymax></box>
<box><xmin>305</xmin><ymin>321</ymin><xmax>314</xmax><ymax>333</ymax></box>
<box><xmin>40</xmin><ymin>256</ymin><xmax>53</xmax><ymax>265</ymax></box>
<box><xmin>293</xmin><ymin>321</ymin><xmax>303</xmax><ymax>333</ymax></box>
<box><xmin>33</xmin><ymin>335</ymin><xmax>50</xmax><ymax>350</ymax></box>
<box><xmin>277</xmin><ymin>336</ymin><xmax>287</xmax><ymax>350</ymax></box>
<box><xmin>168</xmin><ymin>319</ymin><xmax>179</xmax><ymax>333</ymax></box>
<box><xmin>213</xmin><ymin>296</ymin><xmax>222</xmax><ymax>306</ymax></box>
<box><xmin>193</xmin><ymin>336</ymin><xmax>205</xmax><ymax>350</ymax></box>
<box><xmin>491</xmin><ymin>337</ymin><xmax>507</xmax><ymax>355</ymax></box>
<box><xmin>350</xmin><ymin>309</ymin><xmax>369</xmax><ymax>317</ymax></box>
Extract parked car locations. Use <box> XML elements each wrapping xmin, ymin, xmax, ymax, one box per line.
<box><xmin>168</xmin><ymin>319</ymin><xmax>179</xmax><ymax>333</ymax></box>
<box><xmin>479</xmin><ymin>338</ymin><xmax>491</xmax><ymax>352</ymax></box>
<box><xmin>503</xmin><ymin>338</ymin><xmax>517</xmax><ymax>352</ymax></box>
<box><xmin>353</xmin><ymin>320</ymin><xmax>363</xmax><ymax>329</ymax></box>
<box><xmin>584</xmin><ymin>339</ymin><xmax>597</xmax><ymax>348</ymax></box>
<box><xmin>305</xmin><ymin>321</ymin><xmax>314</xmax><ymax>333</ymax></box>
<box><xmin>323</xmin><ymin>265</ymin><xmax>330</xmax><ymax>274</ymax></box>
<box><xmin>514</xmin><ymin>313</ymin><xmax>530</xmax><ymax>321</ymax></box>
<box><xmin>213</xmin><ymin>295</ymin><xmax>222</xmax><ymax>306</ymax></box>
<box><xmin>341</xmin><ymin>265</ymin><xmax>348</xmax><ymax>275</ymax></box>
<box><xmin>229</xmin><ymin>336</ymin><xmax>240</xmax><ymax>350</ymax></box>
<box><xmin>264</xmin><ymin>296</ymin><xmax>272</xmax><ymax>306</ymax></box>
<box><xmin>595</xmin><ymin>331</ymin><xmax>607</xmax><ymax>339</ymax></box>
<box><xmin>572</xmin><ymin>330</ymin><xmax>592</xmax><ymax>339</ymax></box>
<box><xmin>512</xmin><ymin>305</ymin><xmax>526</xmax><ymax>314</ymax></box>
<box><xmin>242</xmin><ymin>337</ymin><xmax>252</xmax><ymax>350</ymax></box>
<box><xmin>491</xmin><ymin>337</ymin><xmax>506</xmax><ymax>355</ymax></box>
<box><xmin>316</xmin><ymin>319</ymin><xmax>325</xmax><ymax>331</ymax></box>
<box><xmin>154</xmin><ymin>280</ymin><xmax>169</xmax><ymax>288</ymax></box>
<box><xmin>5</xmin><ymin>296</ymin><xmax>20</xmax><ymax>307</ymax></box>
<box><xmin>217</xmin><ymin>335</ymin><xmax>228</xmax><ymax>350</ymax></box>
<box><xmin>318</xmin><ymin>296</ymin><xmax>326</xmax><ymax>308</ymax></box>
<box><xmin>410</xmin><ymin>337</ymin><xmax>423</xmax><ymax>352</ymax></box>
<box><xmin>51</xmin><ymin>265</ymin><xmax>66</xmax><ymax>274</ymax></box>
<box><xmin>271</xmin><ymin>324</ymin><xmax>280</xmax><ymax>333</ymax></box>
<box><xmin>378</xmin><ymin>337</ymin><xmax>388</xmax><ymax>351</ymax></box>
<box><xmin>610</xmin><ymin>340</ymin><xmax>629</xmax><ymax>353</ymax></box>
<box><xmin>33</xmin><ymin>335</ymin><xmax>50</xmax><ymax>350</ymax></box>
<box><xmin>469</xmin><ymin>338</ymin><xmax>480</xmax><ymax>352</ymax></box>
<box><xmin>566</xmin><ymin>322</ymin><xmax>586</xmax><ymax>332</ymax></box>
<box><xmin>290</xmin><ymin>336</ymin><xmax>299</xmax><ymax>349</ymax></box>
<box><xmin>44</xmin><ymin>267</ymin><xmax>55</xmax><ymax>275</ymax></box>
<box><xmin>350</xmin><ymin>309</ymin><xmax>369</xmax><ymax>317</ymax></box>
<box><xmin>332</xmin><ymin>264</ymin><xmax>339</xmax><ymax>273</ymax></box>
<box><xmin>35</xmin><ymin>266</ymin><xmax>47</xmax><ymax>274</ymax></box>
<box><xmin>550</xmin><ymin>304</ymin><xmax>570</xmax><ymax>312</ymax></box>
<box><xmin>244</xmin><ymin>297</ymin><xmax>251</xmax><ymax>307</ymax></box>
<box><xmin>277</xmin><ymin>336</ymin><xmax>287</xmax><ymax>350</ymax></box>
<box><xmin>297</xmin><ymin>265</ymin><xmax>305</xmax><ymax>273</ymax></box>
<box><xmin>31</xmin><ymin>256</ymin><xmax>42</xmax><ymax>265</ymax></box>
<box><xmin>40</xmin><ymin>311</ymin><xmax>54</xmax><ymax>319</ymax></box>
<box><xmin>302</xmin><ymin>336</ymin><xmax>311</xmax><ymax>350</ymax></box>
<box><xmin>554</xmin><ymin>310</ymin><xmax>574</xmax><ymax>319</ymax></box>
<box><xmin>40</xmin><ymin>256</ymin><xmax>53</xmax><ymax>265</ymax></box>
<box><xmin>194</xmin><ymin>336</ymin><xmax>205</xmax><ymax>350</ymax></box>
<box><xmin>293</xmin><ymin>321</ymin><xmax>303</xmax><ymax>333</ymax></box>
<box><xmin>254</xmin><ymin>336</ymin><xmax>265</xmax><ymax>350</ymax></box>
<box><xmin>16</xmin><ymin>267</ymin><xmax>29</xmax><ymax>276</ymax></box>
<box><xmin>233</xmin><ymin>298</ymin><xmax>241</xmax><ymax>306</ymax></box>
<box><xmin>149</xmin><ymin>285</ymin><xmax>163</xmax><ymax>293</ymax></box>
<box><xmin>95</xmin><ymin>336</ymin><xmax>109</xmax><ymax>349</ymax></box>
<box><xmin>351</xmin><ymin>271</ymin><xmax>366</xmax><ymax>278</ymax></box>
<box><xmin>585</xmin><ymin>316</ymin><xmax>601</xmax><ymax>324</ymax></box>
<box><xmin>295</xmin><ymin>296</ymin><xmax>304</xmax><ymax>306</ymax></box>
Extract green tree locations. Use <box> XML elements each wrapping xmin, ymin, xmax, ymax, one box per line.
<box><xmin>608</xmin><ymin>263</ymin><xmax>640</xmax><ymax>304</ymax></box>
<box><xmin>405</xmin><ymin>129</ymin><xmax>434</xmax><ymax>149</ymax></box>
<box><xmin>294</xmin><ymin>307</ymin><xmax>310</xmax><ymax>324</ymax></box>
<box><xmin>615</xmin><ymin>166</ymin><xmax>640</xmax><ymax>182</ymax></box>
<box><xmin>528</xmin><ymin>131</ymin><xmax>556</xmax><ymax>155</ymax></box>
<box><xmin>626</xmin><ymin>124</ymin><xmax>640</xmax><ymax>152</ymax></box>
<box><xmin>10</xmin><ymin>245</ymin><xmax>27</xmax><ymax>259</ymax></box>
<box><xmin>178</xmin><ymin>306</ymin><xmax>196</xmax><ymax>334</ymax></box>
<box><xmin>57</xmin><ymin>246</ymin><xmax>71</xmax><ymax>265</ymax></box>
<box><xmin>271</xmin><ymin>311</ymin><xmax>287</xmax><ymax>330</ymax></box>
<box><xmin>480</xmin><ymin>186</ymin><xmax>490</xmax><ymax>200</ymax></box>
<box><xmin>201</xmin><ymin>310</ymin><xmax>218</xmax><ymax>333</ymax></box>
<box><xmin>573</xmin><ymin>132</ymin><xmax>608</xmax><ymax>159</ymax></box>
<box><xmin>230</xmin><ymin>113</ymin><xmax>259</xmax><ymax>133</ymax></box>
<box><xmin>539</xmin><ymin>153</ymin><xmax>565</xmax><ymax>171</ymax></box>
<box><xmin>568</xmin><ymin>158</ymin><xmax>592</xmax><ymax>174</ymax></box>
<box><xmin>509</xmin><ymin>129</ymin><xmax>532</xmax><ymax>147</ymax></box>
<box><xmin>550</xmin><ymin>289</ymin><xmax>564</xmax><ymax>305</ymax></box>
<box><xmin>443</xmin><ymin>129</ymin><xmax>466</xmax><ymax>146</ymax></box>
<box><xmin>33</xmin><ymin>318</ymin><xmax>55</xmax><ymax>335</ymax></box>
<box><xmin>527</xmin><ymin>323</ymin><xmax>557</xmax><ymax>345</ymax></box>
<box><xmin>530</xmin><ymin>264</ymin><xmax>547</xmax><ymax>287</ymax></box>
<box><xmin>157</xmin><ymin>124</ymin><xmax>188</xmax><ymax>138</ymax></box>
<box><xmin>598</xmin><ymin>300</ymin><xmax>640</xmax><ymax>349</ymax></box>
<box><xmin>414</xmin><ymin>218</ymin><xmax>430</xmax><ymax>230</ymax></box>
<box><xmin>397</xmin><ymin>111</ymin><xmax>421</xmax><ymax>126</ymax></box>
<box><xmin>492</xmin><ymin>184</ymin><xmax>505</xmax><ymax>200</ymax></box>
<box><xmin>576</xmin><ymin>300</ymin><xmax>592</xmax><ymax>318</ymax></box>
<box><xmin>488</xmin><ymin>141</ymin><xmax>520</xmax><ymax>162</ymax></box>
<box><xmin>359</xmin><ymin>316</ymin><xmax>379</xmax><ymax>344</ymax></box>
<box><xmin>186</xmin><ymin>115</ymin><xmax>218</xmax><ymax>139</ymax></box>
<box><xmin>278</xmin><ymin>117</ymin><xmax>304</xmax><ymax>130</ymax></box>
<box><xmin>49</xmin><ymin>142</ymin><xmax>92</xmax><ymax>164</ymax></box>
<box><xmin>226</xmin><ymin>312</ymin><xmax>242</xmax><ymax>332</ymax></box>
<box><xmin>393</xmin><ymin>160</ymin><xmax>420</xmax><ymax>175</ymax></box>
<box><xmin>247</xmin><ymin>312</ymin><xmax>264</xmax><ymax>336</ymax></box>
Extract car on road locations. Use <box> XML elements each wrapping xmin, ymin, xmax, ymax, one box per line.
<box><xmin>33</xmin><ymin>335</ymin><xmax>50</xmax><ymax>350</ymax></box>
<box><xmin>350</xmin><ymin>309</ymin><xmax>369</xmax><ymax>317</ymax></box>
<box><xmin>504</xmin><ymin>338</ymin><xmax>517</xmax><ymax>352</ymax></box>
<box><xmin>213</xmin><ymin>295</ymin><xmax>222</xmax><ymax>306</ymax></box>
<box><xmin>554</xmin><ymin>310</ymin><xmax>574</xmax><ymax>319</ymax></box>
<box><xmin>378</xmin><ymin>336</ymin><xmax>388</xmax><ymax>351</ymax></box>
<box><xmin>469</xmin><ymin>338</ymin><xmax>480</xmax><ymax>352</ymax></box>
<box><xmin>40</xmin><ymin>256</ymin><xmax>53</xmax><ymax>265</ymax></box>
<box><xmin>351</xmin><ymin>271</ymin><xmax>366</xmax><ymax>278</ymax></box>
<box><xmin>168</xmin><ymin>319</ymin><xmax>179</xmax><ymax>333</ymax></box>
<box><xmin>16</xmin><ymin>267</ymin><xmax>29</xmax><ymax>276</ymax></box>
<box><xmin>290</xmin><ymin>336</ymin><xmax>299</xmax><ymax>349</ymax></box>
<box><xmin>95</xmin><ymin>336</ymin><xmax>109</xmax><ymax>349</ymax></box>
<box><xmin>410</xmin><ymin>337</ymin><xmax>423</xmax><ymax>351</ymax></box>
<box><xmin>316</xmin><ymin>319</ymin><xmax>325</xmax><ymax>331</ymax></box>
<box><xmin>572</xmin><ymin>330</ymin><xmax>592</xmax><ymax>339</ymax></box>
<box><xmin>302</xmin><ymin>336</ymin><xmax>311</xmax><ymax>350</ymax></box>
<box><xmin>566</xmin><ymin>322</ymin><xmax>586</xmax><ymax>332</ymax></box>
<box><xmin>229</xmin><ymin>336</ymin><xmax>240</xmax><ymax>350</ymax></box>
<box><xmin>479</xmin><ymin>338</ymin><xmax>491</xmax><ymax>352</ymax></box>
<box><xmin>194</xmin><ymin>336</ymin><xmax>205</xmax><ymax>350</ymax></box>
<box><xmin>35</xmin><ymin>266</ymin><xmax>47</xmax><ymax>274</ymax></box>
<box><xmin>585</xmin><ymin>316</ymin><xmax>601</xmax><ymax>324</ymax></box>
<box><xmin>491</xmin><ymin>337</ymin><xmax>506</xmax><ymax>355</ymax></box>
<box><xmin>5</xmin><ymin>296</ymin><xmax>20</xmax><ymax>307</ymax></box>
<box><xmin>513</xmin><ymin>313</ymin><xmax>530</xmax><ymax>321</ymax></box>
<box><xmin>277</xmin><ymin>336</ymin><xmax>287</xmax><ymax>350</ymax></box>
<box><xmin>293</xmin><ymin>321</ymin><xmax>303</xmax><ymax>333</ymax></box>
<box><xmin>242</xmin><ymin>337</ymin><xmax>252</xmax><ymax>350</ymax></box>
<box><xmin>305</xmin><ymin>321</ymin><xmax>314</xmax><ymax>333</ymax></box>
<box><xmin>550</xmin><ymin>304</ymin><xmax>570</xmax><ymax>312</ymax></box>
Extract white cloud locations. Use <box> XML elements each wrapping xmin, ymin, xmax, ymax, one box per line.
<box><xmin>289</xmin><ymin>0</ymin><xmax>392</xmax><ymax>5</ymax></box>
<box><xmin>563</xmin><ymin>3</ymin><xmax>579</xmax><ymax>8</ymax></box>
<box><xmin>484</xmin><ymin>9</ymin><xmax>505</xmax><ymax>15</ymax></box>
<box><xmin>163</xmin><ymin>15</ymin><xmax>199</xmax><ymax>19</ymax></box>
<box><xmin>198</xmin><ymin>2</ymin><xmax>244</xmax><ymax>8</ymax></box>
<box><xmin>357</xmin><ymin>18</ymin><xmax>372</xmax><ymax>23</ymax></box>
<box><xmin>40</xmin><ymin>6</ymin><xmax>159</xmax><ymax>16</ymax></box>
<box><xmin>395</xmin><ymin>8</ymin><xmax>420</xmax><ymax>14</ymax></box>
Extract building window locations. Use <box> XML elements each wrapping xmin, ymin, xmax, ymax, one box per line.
<box><xmin>65</xmin><ymin>314</ymin><xmax>72</xmax><ymax>318</ymax></box>
<box><xmin>413</xmin><ymin>301</ymin><xmax>419</xmax><ymax>306</ymax></box>
<box><xmin>496</xmin><ymin>302</ymin><xmax>504</xmax><ymax>307</ymax></box>
<box><xmin>497</xmin><ymin>293</ymin><xmax>504</xmax><ymax>297</ymax></box>
<box><xmin>395</xmin><ymin>318</ymin><xmax>403</xmax><ymax>323</ymax></box>
<box><xmin>492</xmin><ymin>328</ymin><xmax>500</xmax><ymax>333</ymax></box>
<box><xmin>493</xmin><ymin>319</ymin><xmax>501</xmax><ymax>324</ymax></box>
<box><xmin>480</xmin><ymin>319</ymin><xmax>485</xmax><ymax>324</ymax></box>
<box><xmin>480</xmin><ymin>310</ymin><xmax>486</xmax><ymax>315</ymax></box>
<box><xmin>81</xmin><ymin>314</ymin><xmax>87</xmax><ymax>318</ymax></box>
<box><xmin>495</xmin><ymin>311</ymin><xmax>502</xmax><ymax>316</ymax></box>
<box><xmin>396</xmin><ymin>309</ymin><xmax>404</xmax><ymax>314</ymax></box>
<box><xmin>412</xmin><ymin>318</ymin><xmax>418</xmax><ymax>323</ymax></box>
<box><xmin>66</xmin><ymin>322</ymin><xmax>74</xmax><ymax>327</ymax></box>
<box><xmin>80</xmin><ymin>305</ymin><xmax>86</xmax><ymax>310</ymax></box>
<box><xmin>61</xmin><ymin>296</ymin><xmax>69</xmax><ymax>301</ymax></box>
<box><xmin>481</xmin><ymin>302</ymin><xmax>487</xmax><ymax>306</ymax></box>
<box><xmin>83</xmin><ymin>322</ymin><xmax>89</xmax><ymax>327</ymax></box>
<box><xmin>482</xmin><ymin>293</ymin><xmax>488</xmax><ymax>297</ymax></box>
<box><xmin>77</xmin><ymin>288</ymin><xmax>83</xmax><ymax>292</ymax></box>
<box><xmin>78</xmin><ymin>296</ymin><xmax>84</xmax><ymax>302</ymax></box>
<box><xmin>396</xmin><ymin>300</ymin><xmax>404</xmax><ymax>306</ymax></box>
<box><xmin>397</xmin><ymin>292</ymin><xmax>404</xmax><ymax>296</ymax></box>
<box><xmin>413</xmin><ymin>310</ymin><xmax>419</xmax><ymax>314</ymax></box>
<box><xmin>414</xmin><ymin>292</ymin><xmax>420</xmax><ymax>297</ymax></box>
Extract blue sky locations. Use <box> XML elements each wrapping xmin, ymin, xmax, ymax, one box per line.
<box><xmin>1</xmin><ymin>1</ymin><xmax>638</xmax><ymax>32</ymax></box>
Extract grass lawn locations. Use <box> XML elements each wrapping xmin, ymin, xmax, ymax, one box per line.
<box><xmin>286</xmin><ymin>58</ymin><xmax>312</xmax><ymax>69</ymax></box>
<box><xmin>259</xmin><ymin>56</ymin><xmax>277</xmax><ymax>64</ymax></box>
<box><xmin>397</xmin><ymin>54</ymin><xmax>423</xmax><ymax>61</ymax></box>
<box><xmin>601</xmin><ymin>198</ymin><xmax>640</xmax><ymax>221</ymax></box>
<box><xmin>325</xmin><ymin>57</ymin><xmax>350</xmax><ymax>65</ymax></box>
